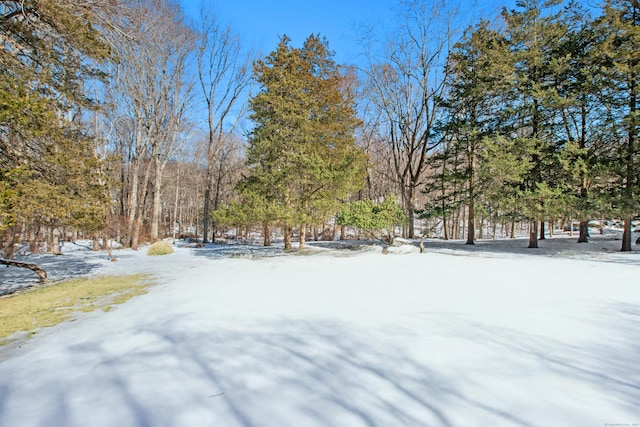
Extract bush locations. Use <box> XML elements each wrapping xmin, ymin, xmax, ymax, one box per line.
<box><xmin>337</xmin><ymin>195</ymin><xmax>408</xmax><ymax>242</ymax></box>
<box><xmin>147</xmin><ymin>240</ymin><xmax>174</xmax><ymax>256</ymax></box>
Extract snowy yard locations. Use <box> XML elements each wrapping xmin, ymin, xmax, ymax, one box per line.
<box><xmin>0</xmin><ymin>235</ymin><xmax>639</xmax><ymax>426</ymax></box>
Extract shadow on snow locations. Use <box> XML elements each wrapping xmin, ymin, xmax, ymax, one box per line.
<box><xmin>2</xmin><ymin>311</ymin><xmax>638</xmax><ymax>426</ymax></box>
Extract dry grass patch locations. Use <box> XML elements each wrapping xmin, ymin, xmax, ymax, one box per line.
<box><xmin>0</xmin><ymin>274</ymin><xmax>151</xmax><ymax>344</ymax></box>
<box><xmin>147</xmin><ymin>241</ymin><xmax>174</xmax><ymax>256</ymax></box>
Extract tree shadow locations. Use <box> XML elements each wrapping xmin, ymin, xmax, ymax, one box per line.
<box><xmin>0</xmin><ymin>248</ymin><xmax>108</xmax><ymax>296</ymax></box>
<box><xmin>0</xmin><ymin>317</ymin><xmax>558</xmax><ymax>427</ymax></box>
<box><xmin>191</xmin><ymin>242</ymin><xmax>286</xmax><ymax>260</ymax></box>
<box><xmin>419</xmin><ymin>236</ymin><xmax>640</xmax><ymax>266</ymax></box>
<box><xmin>1</xmin><ymin>304</ymin><xmax>638</xmax><ymax>426</ymax></box>
<box><xmin>439</xmin><ymin>305</ymin><xmax>640</xmax><ymax>418</ymax></box>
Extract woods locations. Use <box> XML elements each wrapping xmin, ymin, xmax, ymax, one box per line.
<box><xmin>1</xmin><ymin>0</ymin><xmax>639</xmax><ymax>266</ymax></box>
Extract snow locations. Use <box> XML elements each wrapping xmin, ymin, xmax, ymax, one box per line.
<box><xmin>1</xmin><ymin>235</ymin><xmax>639</xmax><ymax>426</ymax></box>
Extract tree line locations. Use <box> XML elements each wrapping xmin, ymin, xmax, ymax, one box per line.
<box><xmin>0</xmin><ymin>0</ymin><xmax>638</xmax><ymax>262</ymax></box>
<box><xmin>425</xmin><ymin>0</ymin><xmax>639</xmax><ymax>250</ymax></box>
<box><xmin>360</xmin><ymin>0</ymin><xmax>639</xmax><ymax>251</ymax></box>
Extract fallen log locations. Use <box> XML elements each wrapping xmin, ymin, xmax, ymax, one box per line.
<box><xmin>0</xmin><ymin>259</ymin><xmax>48</xmax><ymax>282</ymax></box>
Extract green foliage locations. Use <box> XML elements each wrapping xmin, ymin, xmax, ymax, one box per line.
<box><xmin>429</xmin><ymin>0</ymin><xmax>635</xmax><ymax>243</ymax></box>
<box><xmin>147</xmin><ymin>241</ymin><xmax>174</xmax><ymax>256</ymax></box>
<box><xmin>337</xmin><ymin>195</ymin><xmax>407</xmax><ymax>242</ymax></box>
<box><xmin>597</xmin><ymin>0</ymin><xmax>640</xmax><ymax>224</ymax></box>
<box><xmin>0</xmin><ymin>168</ymin><xmax>24</xmax><ymax>231</ymax></box>
<box><xmin>240</xmin><ymin>35</ymin><xmax>367</xmax><ymax>245</ymax></box>
<box><xmin>0</xmin><ymin>1</ymin><xmax>112</xmax><ymax>242</ymax></box>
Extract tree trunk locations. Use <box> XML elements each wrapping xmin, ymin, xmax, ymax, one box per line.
<box><xmin>202</xmin><ymin>176</ymin><xmax>212</xmax><ymax>244</ymax></box>
<box><xmin>172</xmin><ymin>164</ymin><xmax>181</xmax><ymax>244</ymax></box>
<box><xmin>284</xmin><ymin>225</ymin><xmax>292</xmax><ymax>250</ymax></box>
<box><xmin>0</xmin><ymin>259</ymin><xmax>47</xmax><ymax>282</ymax></box>
<box><xmin>263</xmin><ymin>224</ymin><xmax>271</xmax><ymax>246</ymax></box>
<box><xmin>150</xmin><ymin>157</ymin><xmax>163</xmax><ymax>242</ymax></box>
<box><xmin>211</xmin><ymin>162</ymin><xmax>225</xmax><ymax>244</ymax></box>
<box><xmin>48</xmin><ymin>228</ymin><xmax>60</xmax><ymax>255</ymax></box>
<box><xmin>577</xmin><ymin>219</ymin><xmax>589</xmax><ymax>243</ymax></box>
<box><xmin>129</xmin><ymin>156</ymin><xmax>153</xmax><ymax>250</ymax></box>
<box><xmin>29</xmin><ymin>226</ymin><xmax>38</xmax><ymax>254</ymax></box>
<box><xmin>299</xmin><ymin>224</ymin><xmax>306</xmax><ymax>249</ymax></box>
<box><xmin>621</xmin><ymin>71</ymin><xmax>636</xmax><ymax>251</ymax></box>
<box><xmin>3</xmin><ymin>227</ymin><xmax>17</xmax><ymax>259</ymax></box>
<box><xmin>539</xmin><ymin>221</ymin><xmax>546</xmax><ymax>240</ymax></box>
<box><xmin>452</xmin><ymin>209</ymin><xmax>459</xmax><ymax>240</ymax></box>
<box><xmin>466</xmin><ymin>146</ymin><xmax>476</xmax><ymax>245</ymax></box>
<box><xmin>461</xmin><ymin>207</ymin><xmax>466</xmax><ymax>241</ymax></box>
<box><xmin>443</xmin><ymin>215</ymin><xmax>449</xmax><ymax>240</ymax></box>
<box><xmin>466</xmin><ymin>203</ymin><xmax>475</xmax><ymax>245</ymax></box>
<box><xmin>127</xmin><ymin>156</ymin><xmax>141</xmax><ymax>246</ymax></box>
<box><xmin>131</xmin><ymin>218</ymin><xmax>142</xmax><ymax>250</ymax></box>
<box><xmin>621</xmin><ymin>216</ymin><xmax>632</xmax><ymax>252</ymax></box>
<box><xmin>407</xmin><ymin>186</ymin><xmax>416</xmax><ymax>238</ymax></box>
<box><xmin>528</xmin><ymin>221</ymin><xmax>539</xmax><ymax>249</ymax></box>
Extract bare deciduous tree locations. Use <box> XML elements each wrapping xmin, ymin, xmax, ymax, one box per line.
<box><xmin>106</xmin><ymin>0</ymin><xmax>195</xmax><ymax>247</ymax></box>
<box><xmin>195</xmin><ymin>7</ymin><xmax>252</xmax><ymax>243</ymax></box>
<box><xmin>360</xmin><ymin>0</ymin><xmax>461</xmax><ymax>238</ymax></box>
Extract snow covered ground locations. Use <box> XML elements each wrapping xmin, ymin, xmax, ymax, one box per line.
<box><xmin>0</xmin><ymin>234</ymin><xmax>639</xmax><ymax>426</ymax></box>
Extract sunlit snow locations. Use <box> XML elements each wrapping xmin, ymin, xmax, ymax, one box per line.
<box><xmin>0</xmin><ymin>233</ymin><xmax>639</xmax><ymax>426</ymax></box>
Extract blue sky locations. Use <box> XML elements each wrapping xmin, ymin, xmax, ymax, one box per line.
<box><xmin>179</xmin><ymin>0</ymin><xmax>514</xmax><ymax>64</ymax></box>
<box><xmin>180</xmin><ymin>0</ymin><xmax>394</xmax><ymax>63</ymax></box>
<box><xmin>178</xmin><ymin>0</ymin><xmax>515</xmax><ymax>132</ymax></box>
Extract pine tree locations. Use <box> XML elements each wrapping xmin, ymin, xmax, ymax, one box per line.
<box><xmin>478</xmin><ymin>135</ymin><xmax>537</xmax><ymax>238</ymax></box>
<box><xmin>0</xmin><ymin>1</ymin><xmax>113</xmax><ymax>258</ymax></box>
<box><xmin>598</xmin><ymin>0</ymin><xmax>640</xmax><ymax>251</ymax></box>
<box><xmin>420</xmin><ymin>141</ymin><xmax>466</xmax><ymax>240</ymax></box>
<box><xmin>502</xmin><ymin>0</ymin><xmax>569</xmax><ymax>248</ymax></box>
<box><xmin>441</xmin><ymin>20</ymin><xmax>514</xmax><ymax>244</ymax></box>
<box><xmin>554</xmin><ymin>4</ymin><xmax>610</xmax><ymax>243</ymax></box>
<box><xmin>240</xmin><ymin>35</ymin><xmax>367</xmax><ymax>249</ymax></box>
<box><xmin>337</xmin><ymin>195</ymin><xmax>407</xmax><ymax>243</ymax></box>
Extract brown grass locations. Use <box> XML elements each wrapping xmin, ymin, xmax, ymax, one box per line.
<box><xmin>0</xmin><ymin>274</ymin><xmax>151</xmax><ymax>344</ymax></box>
<box><xmin>147</xmin><ymin>241</ymin><xmax>174</xmax><ymax>256</ymax></box>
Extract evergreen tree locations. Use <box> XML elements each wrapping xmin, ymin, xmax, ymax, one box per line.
<box><xmin>554</xmin><ymin>4</ymin><xmax>610</xmax><ymax>243</ymax></box>
<box><xmin>0</xmin><ymin>1</ymin><xmax>113</xmax><ymax>255</ymax></box>
<box><xmin>440</xmin><ymin>20</ymin><xmax>513</xmax><ymax>244</ymax></box>
<box><xmin>420</xmin><ymin>139</ymin><xmax>466</xmax><ymax>240</ymax></box>
<box><xmin>240</xmin><ymin>35</ymin><xmax>367</xmax><ymax>249</ymax></box>
<box><xmin>337</xmin><ymin>195</ymin><xmax>407</xmax><ymax>243</ymax></box>
<box><xmin>598</xmin><ymin>0</ymin><xmax>640</xmax><ymax>251</ymax></box>
<box><xmin>478</xmin><ymin>135</ymin><xmax>537</xmax><ymax>238</ymax></box>
<box><xmin>502</xmin><ymin>0</ymin><xmax>569</xmax><ymax>248</ymax></box>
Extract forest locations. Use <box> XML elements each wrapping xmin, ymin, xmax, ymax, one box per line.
<box><xmin>1</xmin><ymin>0</ymin><xmax>639</xmax><ymax>262</ymax></box>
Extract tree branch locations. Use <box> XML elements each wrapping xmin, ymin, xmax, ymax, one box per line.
<box><xmin>0</xmin><ymin>258</ymin><xmax>48</xmax><ymax>282</ymax></box>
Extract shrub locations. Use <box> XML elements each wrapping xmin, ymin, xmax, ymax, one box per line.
<box><xmin>147</xmin><ymin>240</ymin><xmax>174</xmax><ymax>256</ymax></box>
<box><xmin>337</xmin><ymin>195</ymin><xmax>408</xmax><ymax>242</ymax></box>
